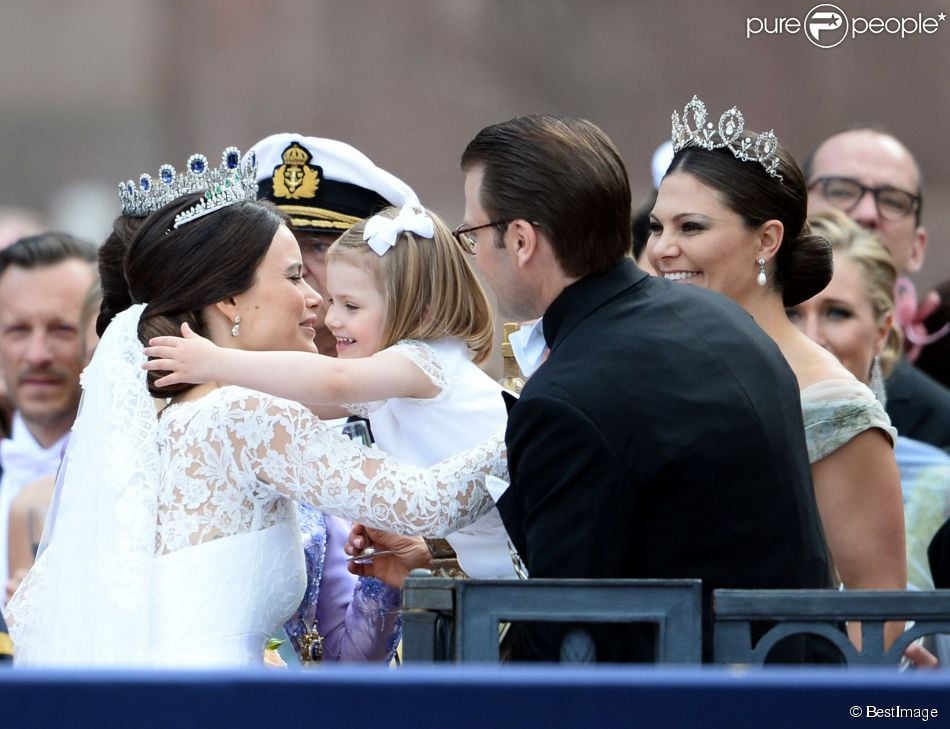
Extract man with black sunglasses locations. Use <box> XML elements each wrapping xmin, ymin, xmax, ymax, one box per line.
<box><xmin>805</xmin><ymin>127</ymin><xmax>950</xmax><ymax>449</ymax></box>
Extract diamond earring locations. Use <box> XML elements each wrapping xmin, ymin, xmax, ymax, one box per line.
<box><xmin>757</xmin><ymin>258</ymin><xmax>767</xmax><ymax>287</ymax></box>
<box><xmin>231</xmin><ymin>315</ymin><xmax>241</xmax><ymax>337</ymax></box>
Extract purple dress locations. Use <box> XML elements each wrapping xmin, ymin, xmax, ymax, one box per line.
<box><xmin>282</xmin><ymin>503</ymin><xmax>401</xmax><ymax>663</ymax></box>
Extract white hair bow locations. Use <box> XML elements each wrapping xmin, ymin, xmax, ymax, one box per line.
<box><xmin>363</xmin><ymin>203</ymin><xmax>434</xmax><ymax>256</ymax></box>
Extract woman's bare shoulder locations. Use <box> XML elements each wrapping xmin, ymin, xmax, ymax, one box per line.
<box><xmin>784</xmin><ymin>331</ymin><xmax>856</xmax><ymax>391</ymax></box>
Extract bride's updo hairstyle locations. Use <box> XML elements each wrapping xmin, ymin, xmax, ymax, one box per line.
<box><xmin>667</xmin><ymin>137</ymin><xmax>832</xmax><ymax>306</ymax></box>
<box><xmin>102</xmin><ymin>192</ymin><xmax>285</xmax><ymax>397</ymax></box>
<box><xmin>96</xmin><ymin>214</ymin><xmax>146</xmax><ymax>337</ymax></box>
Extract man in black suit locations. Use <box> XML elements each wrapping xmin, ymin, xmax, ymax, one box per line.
<box><xmin>458</xmin><ymin>115</ymin><xmax>830</xmax><ymax>662</ymax></box>
<box><xmin>805</xmin><ymin>127</ymin><xmax>950</xmax><ymax>449</ymax></box>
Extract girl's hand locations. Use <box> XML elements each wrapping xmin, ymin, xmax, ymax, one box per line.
<box><xmin>143</xmin><ymin>322</ymin><xmax>219</xmax><ymax>387</ymax></box>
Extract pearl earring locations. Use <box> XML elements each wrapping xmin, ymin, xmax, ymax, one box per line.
<box><xmin>756</xmin><ymin>258</ymin><xmax>767</xmax><ymax>287</ymax></box>
<box><xmin>231</xmin><ymin>316</ymin><xmax>241</xmax><ymax>337</ymax></box>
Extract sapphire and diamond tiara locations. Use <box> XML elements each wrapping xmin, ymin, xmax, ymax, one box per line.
<box><xmin>671</xmin><ymin>96</ymin><xmax>782</xmax><ymax>181</ymax></box>
<box><xmin>117</xmin><ymin>147</ymin><xmax>259</xmax><ymax>227</ymax></box>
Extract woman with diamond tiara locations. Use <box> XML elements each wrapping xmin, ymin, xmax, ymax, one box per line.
<box><xmin>647</xmin><ymin>96</ymin><xmax>909</xmax><ymax>655</ymax></box>
<box><xmin>5</xmin><ymin>156</ymin><xmax>506</xmax><ymax>667</ymax></box>
<box><xmin>143</xmin><ymin>203</ymin><xmax>517</xmax><ymax>580</ymax></box>
<box><xmin>101</xmin><ymin>166</ymin><xmax>404</xmax><ymax>668</ymax></box>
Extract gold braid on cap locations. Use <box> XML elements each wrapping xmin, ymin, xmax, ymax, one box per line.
<box><xmin>671</xmin><ymin>95</ymin><xmax>782</xmax><ymax>181</ymax></box>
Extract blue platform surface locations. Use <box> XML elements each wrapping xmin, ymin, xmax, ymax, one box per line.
<box><xmin>1</xmin><ymin>665</ymin><xmax>948</xmax><ymax>729</ymax></box>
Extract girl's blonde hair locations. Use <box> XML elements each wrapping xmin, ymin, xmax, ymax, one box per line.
<box><xmin>329</xmin><ymin>206</ymin><xmax>494</xmax><ymax>363</ymax></box>
<box><xmin>805</xmin><ymin>209</ymin><xmax>902</xmax><ymax>376</ymax></box>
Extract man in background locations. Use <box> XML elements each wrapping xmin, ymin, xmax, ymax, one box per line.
<box><xmin>806</xmin><ymin>127</ymin><xmax>950</xmax><ymax>448</ymax></box>
<box><xmin>0</xmin><ymin>233</ymin><xmax>97</xmax><ymax>597</ymax></box>
<box><xmin>0</xmin><ymin>208</ymin><xmax>46</xmax><ymax>440</ymax></box>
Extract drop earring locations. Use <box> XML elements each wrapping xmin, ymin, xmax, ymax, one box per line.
<box><xmin>756</xmin><ymin>258</ymin><xmax>767</xmax><ymax>286</ymax></box>
<box><xmin>231</xmin><ymin>315</ymin><xmax>241</xmax><ymax>337</ymax></box>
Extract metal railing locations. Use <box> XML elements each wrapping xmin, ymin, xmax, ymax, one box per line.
<box><xmin>713</xmin><ymin>589</ymin><xmax>950</xmax><ymax>665</ymax></box>
<box><xmin>402</xmin><ymin>572</ymin><xmax>950</xmax><ymax>665</ymax></box>
<box><xmin>402</xmin><ymin>572</ymin><xmax>702</xmax><ymax>663</ymax></box>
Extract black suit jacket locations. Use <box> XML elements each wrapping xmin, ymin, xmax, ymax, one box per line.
<box><xmin>886</xmin><ymin>358</ymin><xmax>950</xmax><ymax>449</ymax></box>
<box><xmin>497</xmin><ymin>259</ymin><xmax>830</xmax><ymax>662</ymax></box>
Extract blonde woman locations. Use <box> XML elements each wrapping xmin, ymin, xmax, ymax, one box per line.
<box><xmin>789</xmin><ymin>210</ymin><xmax>950</xmax><ymax>596</ymax></box>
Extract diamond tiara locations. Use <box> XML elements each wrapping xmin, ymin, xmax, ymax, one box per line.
<box><xmin>116</xmin><ymin>147</ymin><xmax>259</xmax><ymax>226</ymax></box>
<box><xmin>118</xmin><ymin>163</ymin><xmax>181</xmax><ymax>217</ymax></box>
<box><xmin>172</xmin><ymin>148</ymin><xmax>258</xmax><ymax>228</ymax></box>
<box><xmin>670</xmin><ymin>95</ymin><xmax>782</xmax><ymax>181</ymax></box>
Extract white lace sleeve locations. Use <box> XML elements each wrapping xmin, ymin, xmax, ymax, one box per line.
<box><xmin>386</xmin><ymin>339</ymin><xmax>449</xmax><ymax>391</ymax></box>
<box><xmin>342</xmin><ymin>399</ymin><xmax>383</xmax><ymax>418</ymax></box>
<box><xmin>234</xmin><ymin>393</ymin><xmax>507</xmax><ymax>536</ymax></box>
<box><xmin>341</xmin><ymin>339</ymin><xmax>447</xmax><ymax>417</ymax></box>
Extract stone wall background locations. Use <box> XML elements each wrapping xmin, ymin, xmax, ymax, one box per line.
<box><xmin>1</xmin><ymin>0</ymin><xmax>947</xmax><ymax>292</ymax></box>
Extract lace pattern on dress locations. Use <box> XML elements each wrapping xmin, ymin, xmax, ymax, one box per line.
<box><xmin>8</xmin><ymin>310</ymin><xmax>506</xmax><ymax>668</ymax></box>
<box><xmin>342</xmin><ymin>339</ymin><xmax>449</xmax><ymax>417</ymax></box>
<box><xmin>283</xmin><ymin>504</ymin><xmax>327</xmax><ymax>660</ymax></box>
<box><xmin>156</xmin><ymin>387</ymin><xmax>506</xmax><ymax>554</ymax></box>
<box><xmin>7</xmin><ymin>304</ymin><xmax>161</xmax><ymax>666</ymax></box>
<box><xmin>388</xmin><ymin>340</ymin><xmax>450</xmax><ymax>390</ymax></box>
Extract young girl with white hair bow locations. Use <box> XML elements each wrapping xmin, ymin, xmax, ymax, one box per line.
<box><xmin>145</xmin><ymin>203</ymin><xmax>516</xmax><ymax>579</ymax></box>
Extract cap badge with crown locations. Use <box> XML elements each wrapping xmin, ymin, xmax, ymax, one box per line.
<box><xmin>272</xmin><ymin>142</ymin><xmax>321</xmax><ymax>200</ymax></box>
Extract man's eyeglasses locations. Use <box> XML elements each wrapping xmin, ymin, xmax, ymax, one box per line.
<box><xmin>808</xmin><ymin>176</ymin><xmax>921</xmax><ymax>221</ymax></box>
<box><xmin>452</xmin><ymin>219</ymin><xmax>511</xmax><ymax>254</ymax></box>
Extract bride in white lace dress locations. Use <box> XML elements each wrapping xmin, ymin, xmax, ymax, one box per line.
<box><xmin>7</xmin><ymin>185</ymin><xmax>506</xmax><ymax>668</ymax></box>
